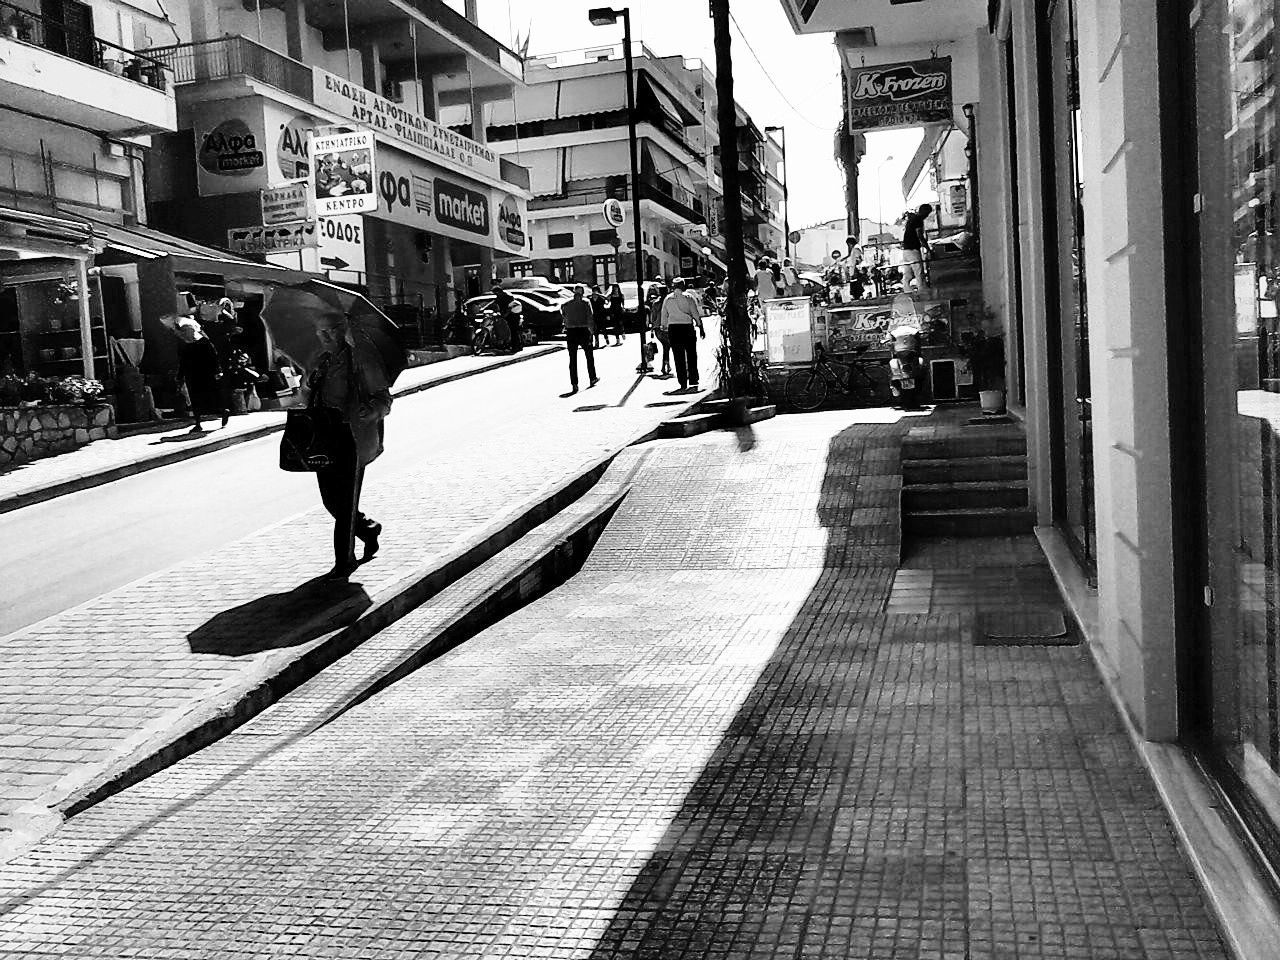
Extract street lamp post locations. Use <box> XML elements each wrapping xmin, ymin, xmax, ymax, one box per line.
<box><xmin>589</xmin><ymin>7</ymin><xmax>650</xmax><ymax>373</ymax></box>
<box><xmin>765</xmin><ymin>125</ymin><xmax>789</xmax><ymax>260</ymax></box>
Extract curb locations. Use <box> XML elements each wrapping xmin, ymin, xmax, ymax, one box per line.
<box><xmin>34</xmin><ymin>388</ymin><xmax>703</xmax><ymax>832</ymax></box>
<box><xmin>0</xmin><ymin>345</ymin><xmax>564</xmax><ymax>517</ymax></box>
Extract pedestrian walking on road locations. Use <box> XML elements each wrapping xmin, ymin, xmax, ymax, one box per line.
<box><xmin>176</xmin><ymin>316</ymin><xmax>228</xmax><ymax>434</ymax></box>
<box><xmin>607</xmin><ymin>283</ymin><xmax>626</xmax><ymax>346</ymax></box>
<box><xmin>782</xmin><ymin>258</ymin><xmax>802</xmax><ymax>297</ymax></box>
<box><xmin>306</xmin><ymin>325</ymin><xmax>393</xmax><ymax>579</ymax></box>
<box><xmin>589</xmin><ymin>285</ymin><xmax>608</xmax><ymax>349</ymax></box>
<box><xmin>561</xmin><ymin>285</ymin><xmax>598</xmax><ymax>394</ymax></box>
<box><xmin>647</xmin><ymin>284</ymin><xmax>672</xmax><ymax>377</ymax></box>
<box><xmin>754</xmin><ymin>258</ymin><xmax>778</xmax><ymax>302</ymax></box>
<box><xmin>661</xmin><ymin>278</ymin><xmax>705</xmax><ymax>393</ymax></box>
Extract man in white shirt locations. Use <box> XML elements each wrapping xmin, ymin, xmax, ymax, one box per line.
<box><xmin>660</xmin><ymin>278</ymin><xmax>706</xmax><ymax>393</ymax></box>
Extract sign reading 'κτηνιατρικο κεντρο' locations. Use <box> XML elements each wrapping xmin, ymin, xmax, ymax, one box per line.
<box><xmin>845</xmin><ymin>57</ymin><xmax>953</xmax><ymax>133</ymax></box>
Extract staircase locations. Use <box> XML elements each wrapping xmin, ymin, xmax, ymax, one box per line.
<box><xmin>900</xmin><ymin>418</ymin><xmax>1035</xmax><ymax>537</ymax></box>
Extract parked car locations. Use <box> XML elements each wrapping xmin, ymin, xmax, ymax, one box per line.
<box><xmin>463</xmin><ymin>292</ymin><xmax>563</xmax><ymax>341</ymax></box>
<box><xmin>499</xmin><ymin>276</ymin><xmax>573</xmax><ymax>303</ymax></box>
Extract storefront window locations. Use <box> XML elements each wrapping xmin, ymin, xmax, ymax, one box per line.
<box><xmin>1193</xmin><ymin>0</ymin><xmax>1280</xmax><ymax>852</ymax></box>
<box><xmin>1042</xmin><ymin>0</ymin><xmax>1096</xmax><ymax>574</ymax></box>
<box><xmin>550</xmin><ymin>259</ymin><xmax>575</xmax><ymax>284</ymax></box>
<box><xmin>594</xmin><ymin>256</ymin><xmax>617</xmax><ymax>286</ymax></box>
<box><xmin>510</xmin><ymin>262</ymin><xmax>535</xmax><ymax>278</ymax></box>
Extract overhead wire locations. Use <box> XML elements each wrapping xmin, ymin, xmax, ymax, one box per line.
<box><xmin>725</xmin><ymin>10</ymin><xmax>832</xmax><ymax>131</ymax></box>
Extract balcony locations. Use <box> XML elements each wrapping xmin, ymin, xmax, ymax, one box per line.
<box><xmin>0</xmin><ymin>0</ymin><xmax>175</xmax><ymax>133</ymax></box>
<box><xmin>532</xmin><ymin>174</ymin><xmax>704</xmax><ymax>225</ymax></box>
<box><xmin>147</xmin><ymin>36</ymin><xmax>313</xmax><ymax>102</ymax></box>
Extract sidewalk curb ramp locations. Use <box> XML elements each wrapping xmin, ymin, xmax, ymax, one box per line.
<box><xmin>12</xmin><ymin>392</ymin><xmax>700</xmax><ymax>851</ymax></box>
<box><xmin>0</xmin><ymin>345</ymin><xmax>563</xmax><ymax>516</ymax></box>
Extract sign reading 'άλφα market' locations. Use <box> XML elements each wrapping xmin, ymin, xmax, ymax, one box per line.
<box><xmin>312</xmin><ymin>69</ymin><xmax>502</xmax><ymax>184</ymax></box>
<box><xmin>845</xmin><ymin>57</ymin><xmax>953</xmax><ymax>133</ymax></box>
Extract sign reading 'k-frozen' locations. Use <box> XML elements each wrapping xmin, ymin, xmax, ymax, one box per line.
<box><xmin>845</xmin><ymin>57</ymin><xmax>953</xmax><ymax>133</ymax></box>
<box><xmin>312</xmin><ymin>69</ymin><xmax>502</xmax><ymax>183</ymax></box>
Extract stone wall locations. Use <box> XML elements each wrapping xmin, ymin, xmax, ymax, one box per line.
<box><xmin>0</xmin><ymin>404</ymin><xmax>117</xmax><ymax>469</ymax></box>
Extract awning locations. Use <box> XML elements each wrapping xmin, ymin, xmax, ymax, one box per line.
<box><xmin>640</xmin><ymin>75</ymin><xmax>698</xmax><ymax>127</ymax></box>
<box><xmin>86</xmin><ymin>217</ymin><xmax>313</xmax><ymax>285</ymax></box>
<box><xmin>566</xmin><ymin>141</ymin><xmax>627</xmax><ymax>180</ymax></box>
<box><xmin>557</xmin><ymin>75</ymin><xmax>627</xmax><ymax>118</ymax></box>
<box><xmin>0</xmin><ymin>205</ymin><xmax>98</xmax><ymax>259</ymax></box>
<box><xmin>488</xmin><ymin>82</ymin><xmax>560</xmax><ymax>126</ymax></box>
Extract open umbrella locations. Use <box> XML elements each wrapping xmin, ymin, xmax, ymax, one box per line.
<box><xmin>260</xmin><ymin>280</ymin><xmax>406</xmax><ymax>393</ymax></box>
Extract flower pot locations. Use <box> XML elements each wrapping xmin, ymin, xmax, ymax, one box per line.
<box><xmin>979</xmin><ymin>388</ymin><xmax>1006</xmax><ymax>415</ymax></box>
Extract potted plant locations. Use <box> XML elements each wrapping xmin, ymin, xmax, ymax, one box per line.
<box><xmin>958</xmin><ymin>326</ymin><xmax>1007</xmax><ymax>414</ymax></box>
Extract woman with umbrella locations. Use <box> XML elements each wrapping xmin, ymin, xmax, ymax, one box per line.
<box><xmin>264</xmin><ymin>281</ymin><xmax>405</xmax><ymax>579</ymax></box>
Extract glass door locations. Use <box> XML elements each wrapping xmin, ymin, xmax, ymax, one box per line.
<box><xmin>1044</xmin><ymin>0</ymin><xmax>1097</xmax><ymax>574</ymax></box>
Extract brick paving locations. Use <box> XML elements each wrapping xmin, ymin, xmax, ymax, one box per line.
<box><xmin>0</xmin><ymin>344</ymin><xmax>561</xmax><ymax>513</ymax></box>
<box><xmin>0</xmin><ymin>409</ymin><xmax>1229</xmax><ymax>958</ymax></box>
<box><xmin>0</xmin><ymin>338</ymin><xmax>710</xmax><ymax>841</ymax></box>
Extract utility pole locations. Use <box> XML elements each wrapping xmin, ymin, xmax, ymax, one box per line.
<box><xmin>710</xmin><ymin>0</ymin><xmax>753</xmax><ymax>396</ymax></box>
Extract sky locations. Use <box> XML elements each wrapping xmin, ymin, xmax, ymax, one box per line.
<box><xmin>475</xmin><ymin>0</ymin><xmax>920</xmax><ymax>231</ymax></box>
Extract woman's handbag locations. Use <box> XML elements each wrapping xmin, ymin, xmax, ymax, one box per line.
<box><xmin>279</xmin><ymin>355</ymin><xmax>352</xmax><ymax>472</ymax></box>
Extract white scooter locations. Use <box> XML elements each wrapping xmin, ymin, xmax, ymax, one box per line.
<box><xmin>884</xmin><ymin>295</ymin><xmax>926</xmax><ymax>409</ymax></box>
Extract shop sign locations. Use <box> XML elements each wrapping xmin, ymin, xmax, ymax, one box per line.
<box><xmin>827</xmin><ymin>299</ymin><xmax>952</xmax><ymax>352</ymax></box>
<box><xmin>275</xmin><ymin>113</ymin><xmax>314</xmax><ymax>181</ymax></box>
<box><xmin>845</xmin><ymin>57</ymin><xmax>953</xmax><ymax>133</ymax></box>
<box><xmin>376</xmin><ymin>156</ymin><xmax>433</xmax><ymax>224</ymax></box>
<box><xmin>227</xmin><ymin>220</ymin><xmax>318</xmax><ymax>255</ymax></box>
<box><xmin>313</xmin><ymin>69</ymin><xmax>502</xmax><ymax>183</ymax></box>
<box><xmin>496</xmin><ymin>192</ymin><xmax>527</xmax><ymax>252</ymax></box>
<box><xmin>948</xmin><ymin>182</ymin><xmax>968</xmax><ymax>218</ymax></box>
<box><xmin>602</xmin><ymin>198</ymin><xmax>625</xmax><ymax>227</ymax></box>
<box><xmin>260</xmin><ymin>182</ymin><xmax>311</xmax><ymax>225</ymax></box>
<box><xmin>317</xmin><ymin>215</ymin><xmax>366</xmax><ymax>276</ymax></box>
<box><xmin>310</xmin><ymin>131</ymin><xmax>377</xmax><ymax>215</ymax></box>
<box><xmin>764</xmin><ymin>297</ymin><xmax>813</xmax><ymax>364</ymax></box>
<box><xmin>193</xmin><ymin>98</ymin><xmax>270</xmax><ymax>196</ymax></box>
<box><xmin>435</xmin><ymin>179</ymin><xmax>490</xmax><ymax>236</ymax></box>
<box><xmin>198</xmin><ymin>118</ymin><xmax>264</xmax><ymax>177</ymax></box>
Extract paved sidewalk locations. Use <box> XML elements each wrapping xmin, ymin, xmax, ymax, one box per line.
<box><xmin>0</xmin><ymin>344</ymin><xmax>560</xmax><ymax>513</ymax></box>
<box><xmin>0</xmin><ymin>337</ymin><xmax>712</xmax><ymax>846</ymax></box>
<box><xmin>0</xmin><ymin>410</ymin><xmax>1228</xmax><ymax>958</ymax></box>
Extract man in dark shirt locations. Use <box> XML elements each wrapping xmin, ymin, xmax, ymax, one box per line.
<box><xmin>589</xmin><ymin>285</ymin><xmax>609</xmax><ymax>349</ymax></box>
<box><xmin>560</xmin><ymin>285</ymin><xmax>598</xmax><ymax>394</ymax></box>
<box><xmin>900</xmin><ymin>203</ymin><xmax>933</xmax><ymax>294</ymax></box>
<box><xmin>491</xmin><ymin>284</ymin><xmax>521</xmax><ymax>353</ymax></box>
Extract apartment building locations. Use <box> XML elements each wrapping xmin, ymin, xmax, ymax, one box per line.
<box><xmin>143</xmin><ymin>0</ymin><xmax>532</xmax><ymax>338</ymax></box>
<box><xmin>0</xmin><ymin>0</ymin><xmax>178</xmax><ymax>381</ymax></box>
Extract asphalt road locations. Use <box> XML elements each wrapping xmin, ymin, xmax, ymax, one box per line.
<box><xmin>0</xmin><ymin>338</ymin><xmax>676</xmax><ymax>636</ymax></box>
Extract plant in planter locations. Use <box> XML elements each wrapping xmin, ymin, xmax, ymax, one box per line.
<box><xmin>0</xmin><ymin>374</ymin><xmax>21</xmax><ymax>406</ymax></box>
<box><xmin>957</xmin><ymin>326</ymin><xmax>1007</xmax><ymax>414</ymax></box>
<box><xmin>715</xmin><ymin>295</ymin><xmax>772</xmax><ymax>422</ymax></box>
<box><xmin>18</xmin><ymin>373</ymin><xmax>52</xmax><ymax>405</ymax></box>
<box><xmin>49</xmin><ymin>376</ymin><xmax>105</xmax><ymax>406</ymax></box>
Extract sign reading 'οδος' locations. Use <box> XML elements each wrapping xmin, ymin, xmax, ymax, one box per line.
<box><xmin>845</xmin><ymin>57</ymin><xmax>953</xmax><ymax>133</ymax></box>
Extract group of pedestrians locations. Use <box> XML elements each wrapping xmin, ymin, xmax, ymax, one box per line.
<box><xmin>557</xmin><ymin>279</ymin><xmax>706</xmax><ymax>395</ymax></box>
<box><xmin>752</xmin><ymin>256</ymin><xmax>803</xmax><ymax>301</ymax></box>
<box><xmin>176</xmin><ymin>297</ymin><xmax>265</xmax><ymax>434</ymax></box>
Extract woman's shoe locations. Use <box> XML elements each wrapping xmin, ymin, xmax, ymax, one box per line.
<box><xmin>357</xmin><ymin>521</ymin><xmax>382</xmax><ymax>561</ymax></box>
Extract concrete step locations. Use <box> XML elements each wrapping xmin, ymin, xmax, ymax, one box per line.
<box><xmin>740</xmin><ymin>404</ymin><xmax>777</xmax><ymax>426</ymax></box>
<box><xmin>903</xmin><ymin>455</ymin><xmax>1027</xmax><ymax>485</ymax></box>
<box><xmin>903</xmin><ymin>480</ymin><xmax>1029</xmax><ymax>512</ymax></box>
<box><xmin>903</xmin><ymin>506</ymin><xmax>1037</xmax><ymax>537</ymax></box>
<box><xmin>902</xmin><ymin>431</ymin><xmax>1027</xmax><ymax>461</ymax></box>
<box><xmin>658</xmin><ymin>412</ymin><xmax>724</xmax><ymax>438</ymax></box>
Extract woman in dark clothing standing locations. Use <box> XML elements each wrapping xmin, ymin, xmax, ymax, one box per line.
<box><xmin>607</xmin><ymin>283</ymin><xmax>626</xmax><ymax>346</ymax></box>
<box><xmin>307</xmin><ymin>324</ymin><xmax>393</xmax><ymax>579</ymax></box>
<box><xmin>589</xmin><ymin>286</ymin><xmax>609</xmax><ymax>349</ymax></box>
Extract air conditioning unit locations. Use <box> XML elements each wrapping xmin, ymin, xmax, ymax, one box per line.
<box><xmin>382</xmin><ymin>80</ymin><xmax>404</xmax><ymax>103</ymax></box>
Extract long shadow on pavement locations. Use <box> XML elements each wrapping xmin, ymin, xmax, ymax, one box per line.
<box><xmin>579</xmin><ymin>414</ymin><xmax>1228</xmax><ymax>959</ymax></box>
<box><xmin>188</xmin><ymin>576</ymin><xmax>371</xmax><ymax>655</ymax></box>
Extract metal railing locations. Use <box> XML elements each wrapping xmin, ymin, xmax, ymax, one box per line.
<box><xmin>0</xmin><ymin>0</ymin><xmax>168</xmax><ymax>90</ymax></box>
<box><xmin>146</xmin><ymin>36</ymin><xmax>312</xmax><ymax>101</ymax></box>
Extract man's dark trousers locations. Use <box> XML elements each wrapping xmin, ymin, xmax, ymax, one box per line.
<box><xmin>567</xmin><ymin>328</ymin><xmax>596</xmax><ymax>388</ymax></box>
<box><xmin>668</xmin><ymin>324</ymin><xmax>698</xmax><ymax>388</ymax></box>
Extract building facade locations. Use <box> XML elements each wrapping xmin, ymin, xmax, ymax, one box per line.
<box><xmin>144</xmin><ymin>0</ymin><xmax>532</xmax><ymax>342</ymax></box>
<box><xmin>780</xmin><ymin>0</ymin><xmax>1280</xmax><ymax>925</ymax></box>
<box><xmin>0</xmin><ymin>0</ymin><xmax>178</xmax><ymax>382</ymax></box>
<box><xmin>484</xmin><ymin>44</ymin><xmax>788</xmax><ymax>290</ymax></box>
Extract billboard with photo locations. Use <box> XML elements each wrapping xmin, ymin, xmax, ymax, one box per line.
<box><xmin>310</xmin><ymin>131</ymin><xmax>377</xmax><ymax>215</ymax></box>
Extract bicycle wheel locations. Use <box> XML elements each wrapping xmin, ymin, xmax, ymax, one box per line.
<box><xmin>785</xmin><ymin>369</ymin><xmax>829</xmax><ymax>411</ymax></box>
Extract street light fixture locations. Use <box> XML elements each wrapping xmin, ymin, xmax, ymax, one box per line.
<box><xmin>589</xmin><ymin>6</ymin><xmax>649</xmax><ymax>373</ymax></box>
<box><xmin>875</xmin><ymin>154</ymin><xmax>895</xmax><ymax>240</ymax></box>
<box><xmin>765</xmin><ymin>125</ymin><xmax>789</xmax><ymax>260</ymax></box>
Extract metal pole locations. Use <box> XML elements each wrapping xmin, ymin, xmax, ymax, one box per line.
<box><xmin>781</xmin><ymin>128</ymin><xmax>789</xmax><ymax>260</ymax></box>
<box><xmin>621</xmin><ymin>11</ymin><xmax>649</xmax><ymax>373</ymax></box>
<box><xmin>342</xmin><ymin>0</ymin><xmax>353</xmax><ymax>81</ymax></box>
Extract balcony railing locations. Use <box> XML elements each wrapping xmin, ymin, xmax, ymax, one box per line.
<box><xmin>532</xmin><ymin>174</ymin><xmax>704</xmax><ymax>225</ymax></box>
<box><xmin>146</xmin><ymin>36</ymin><xmax>312</xmax><ymax>101</ymax></box>
<box><xmin>0</xmin><ymin>0</ymin><xmax>168</xmax><ymax>90</ymax></box>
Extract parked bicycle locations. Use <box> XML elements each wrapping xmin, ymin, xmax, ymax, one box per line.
<box><xmin>784</xmin><ymin>342</ymin><xmax>886</xmax><ymax>411</ymax></box>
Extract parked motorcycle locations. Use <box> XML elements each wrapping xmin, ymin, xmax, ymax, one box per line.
<box><xmin>884</xmin><ymin>295</ymin><xmax>926</xmax><ymax>408</ymax></box>
<box><xmin>471</xmin><ymin>308</ymin><xmax>511</xmax><ymax>355</ymax></box>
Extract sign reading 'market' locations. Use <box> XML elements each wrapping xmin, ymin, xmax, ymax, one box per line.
<box><xmin>313</xmin><ymin>69</ymin><xmax>502</xmax><ymax>183</ymax></box>
<box><xmin>845</xmin><ymin>57</ymin><xmax>953</xmax><ymax>133</ymax></box>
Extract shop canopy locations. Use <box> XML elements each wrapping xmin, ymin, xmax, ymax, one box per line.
<box><xmin>87</xmin><ymin>217</ymin><xmax>313</xmax><ymax>286</ymax></box>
